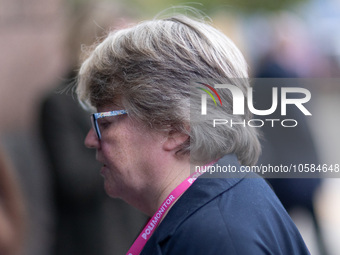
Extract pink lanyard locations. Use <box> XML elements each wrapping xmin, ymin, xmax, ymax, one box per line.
<box><xmin>126</xmin><ymin>163</ymin><xmax>214</xmax><ymax>255</ymax></box>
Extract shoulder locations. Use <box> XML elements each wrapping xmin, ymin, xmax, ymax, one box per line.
<box><xmin>159</xmin><ymin>177</ymin><xmax>310</xmax><ymax>255</ymax></box>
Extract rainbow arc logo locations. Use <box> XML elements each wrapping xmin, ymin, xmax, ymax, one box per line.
<box><xmin>196</xmin><ymin>82</ymin><xmax>222</xmax><ymax>107</ymax></box>
<box><xmin>197</xmin><ymin>82</ymin><xmax>222</xmax><ymax>115</ymax></box>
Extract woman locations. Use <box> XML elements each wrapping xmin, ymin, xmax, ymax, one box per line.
<box><xmin>77</xmin><ymin>14</ymin><xmax>310</xmax><ymax>254</ymax></box>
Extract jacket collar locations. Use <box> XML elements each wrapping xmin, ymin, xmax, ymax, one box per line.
<box><xmin>151</xmin><ymin>154</ymin><xmax>246</xmax><ymax>243</ymax></box>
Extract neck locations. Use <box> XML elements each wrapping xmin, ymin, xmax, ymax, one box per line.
<box><xmin>132</xmin><ymin>159</ymin><xmax>190</xmax><ymax>217</ymax></box>
<box><xmin>150</xmin><ymin>169</ymin><xmax>189</xmax><ymax>216</ymax></box>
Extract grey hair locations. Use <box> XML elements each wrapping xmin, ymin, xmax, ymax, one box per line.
<box><xmin>77</xmin><ymin>15</ymin><xmax>260</xmax><ymax>166</ymax></box>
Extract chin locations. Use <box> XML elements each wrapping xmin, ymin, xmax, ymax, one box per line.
<box><xmin>103</xmin><ymin>179</ymin><xmax>121</xmax><ymax>198</ymax></box>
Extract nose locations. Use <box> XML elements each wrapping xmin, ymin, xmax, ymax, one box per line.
<box><xmin>85</xmin><ymin>128</ymin><xmax>100</xmax><ymax>149</ymax></box>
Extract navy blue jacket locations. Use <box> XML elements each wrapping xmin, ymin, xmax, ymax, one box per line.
<box><xmin>141</xmin><ymin>155</ymin><xmax>310</xmax><ymax>254</ymax></box>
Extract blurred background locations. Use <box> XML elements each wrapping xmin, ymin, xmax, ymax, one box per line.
<box><xmin>0</xmin><ymin>0</ymin><xmax>339</xmax><ymax>254</ymax></box>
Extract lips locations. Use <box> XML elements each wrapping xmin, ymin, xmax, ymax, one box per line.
<box><xmin>96</xmin><ymin>156</ymin><xmax>106</xmax><ymax>167</ymax></box>
<box><xmin>100</xmin><ymin>164</ymin><xmax>108</xmax><ymax>176</ymax></box>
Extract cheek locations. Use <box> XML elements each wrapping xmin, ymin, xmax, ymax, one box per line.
<box><xmin>100</xmin><ymin>136</ymin><xmax>133</xmax><ymax>169</ymax></box>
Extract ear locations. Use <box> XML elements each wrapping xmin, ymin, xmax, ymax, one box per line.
<box><xmin>162</xmin><ymin>130</ymin><xmax>189</xmax><ymax>152</ymax></box>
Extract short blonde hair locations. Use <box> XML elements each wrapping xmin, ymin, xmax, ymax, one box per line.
<box><xmin>77</xmin><ymin>15</ymin><xmax>260</xmax><ymax>165</ymax></box>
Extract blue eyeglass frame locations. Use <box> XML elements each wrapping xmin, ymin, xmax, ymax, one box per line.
<box><xmin>91</xmin><ymin>110</ymin><xmax>128</xmax><ymax>140</ymax></box>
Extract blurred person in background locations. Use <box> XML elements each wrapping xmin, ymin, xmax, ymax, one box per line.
<box><xmin>0</xmin><ymin>145</ymin><xmax>25</xmax><ymax>255</ymax></box>
<box><xmin>77</xmin><ymin>12</ymin><xmax>310</xmax><ymax>254</ymax></box>
<box><xmin>253</xmin><ymin>12</ymin><xmax>328</xmax><ymax>255</ymax></box>
<box><xmin>39</xmin><ymin>2</ymin><xmax>146</xmax><ymax>255</ymax></box>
